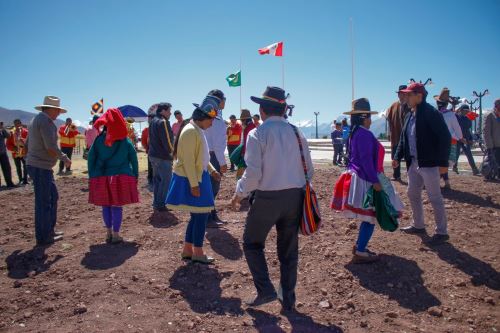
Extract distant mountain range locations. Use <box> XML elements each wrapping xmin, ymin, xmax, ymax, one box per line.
<box><xmin>294</xmin><ymin>116</ymin><xmax>387</xmax><ymax>138</ymax></box>
<box><xmin>0</xmin><ymin>107</ymin><xmax>86</xmax><ymax>132</ymax></box>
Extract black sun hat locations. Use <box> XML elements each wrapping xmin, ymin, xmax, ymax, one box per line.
<box><xmin>250</xmin><ymin>86</ymin><xmax>288</xmax><ymax>108</ymax></box>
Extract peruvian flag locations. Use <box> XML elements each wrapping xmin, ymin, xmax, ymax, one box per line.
<box><xmin>258</xmin><ymin>41</ymin><xmax>284</xmax><ymax>56</ymax></box>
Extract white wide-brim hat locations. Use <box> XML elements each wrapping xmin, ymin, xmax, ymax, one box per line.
<box><xmin>35</xmin><ymin>96</ymin><xmax>67</xmax><ymax>113</ymax></box>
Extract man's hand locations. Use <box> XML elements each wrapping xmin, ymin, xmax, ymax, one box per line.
<box><xmin>231</xmin><ymin>194</ymin><xmax>241</xmax><ymax>211</ymax></box>
<box><xmin>191</xmin><ymin>186</ymin><xmax>201</xmax><ymax>197</ymax></box>
<box><xmin>439</xmin><ymin>166</ymin><xmax>448</xmax><ymax>175</ymax></box>
<box><xmin>220</xmin><ymin>164</ymin><xmax>228</xmax><ymax>174</ymax></box>
<box><xmin>392</xmin><ymin>160</ymin><xmax>399</xmax><ymax>169</ymax></box>
<box><xmin>211</xmin><ymin>171</ymin><xmax>221</xmax><ymax>182</ymax></box>
<box><xmin>64</xmin><ymin>160</ymin><xmax>72</xmax><ymax>169</ymax></box>
<box><xmin>460</xmin><ymin>138</ymin><xmax>467</xmax><ymax>144</ymax></box>
<box><xmin>373</xmin><ymin>183</ymin><xmax>382</xmax><ymax>192</ymax></box>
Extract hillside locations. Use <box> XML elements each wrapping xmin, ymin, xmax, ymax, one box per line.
<box><xmin>0</xmin><ymin>107</ymin><xmax>86</xmax><ymax>132</ymax></box>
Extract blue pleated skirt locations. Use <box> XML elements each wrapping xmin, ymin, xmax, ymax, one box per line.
<box><xmin>166</xmin><ymin>170</ymin><xmax>214</xmax><ymax>213</ymax></box>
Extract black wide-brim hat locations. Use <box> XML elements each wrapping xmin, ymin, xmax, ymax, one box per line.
<box><xmin>251</xmin><ymin>86</ymin><xmax>288</xmax><ymax>108</ymax></box>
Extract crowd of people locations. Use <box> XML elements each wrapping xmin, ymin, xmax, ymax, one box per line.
<box><xmin>0</xmin><ymin>84</ymin><xmax>499</xmax><ymax>313</ymax></box>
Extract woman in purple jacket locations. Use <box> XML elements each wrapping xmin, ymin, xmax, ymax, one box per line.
<box><xmin>331</xmin><ymin>98</ymin><xmax>403</xmax><ymax>264</ymax></box>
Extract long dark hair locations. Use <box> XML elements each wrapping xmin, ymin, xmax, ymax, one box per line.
<box><xmin>346</xmin><ymin>114</ymin><xmax>369</xmax><ymax>164</ymax></box>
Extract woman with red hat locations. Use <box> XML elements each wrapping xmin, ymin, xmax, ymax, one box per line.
<box><xmin>87</xmin><ymin>108</ymin><xmax>139</xmax><ymax>244</ymax></box>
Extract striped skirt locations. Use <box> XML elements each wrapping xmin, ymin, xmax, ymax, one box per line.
<box><xmin>331</xmin><ymin>170</ymin><xmax>404</xmax><ymax>224</ymax></box>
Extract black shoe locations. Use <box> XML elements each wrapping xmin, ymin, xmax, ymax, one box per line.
<box><xmin>245</xmin><ymin>293</ymin><xmax>278</xmax><ymax>307</ymax></box>
<box><xmin>36</xmin><ymin>235</ymin><xmax>63</xmax><ymax>246</ymax></box>
<box><xmin>425</xmin><ymin>234</ymin><xmax>449</xmax><ymax>246</ymax></box>
<box><xmin>206</xmin><ymin>219</ymin><xmax>223</xmax><ymax>228</ymax></box>
<box><xmin>6</xmin><ymin>183</ymin><xmax>16</xmax><ymax>188</ymax></box>
<box><xmin>53</xmin><ymin>230</ymin><xmax>64</xmax><ymax>236</ymax></box>
<box><xmin>400</xmin><ymin>226</ymin><xmax>426</xmax><ymax>234</ymax></box>
<box><xmin>154</xmin><ymin>206</ymin><xmax>167</xmax><ymax>212</ymax></box>
<box><xmin>391</xmin><ymin>177</ymin><xmax>401</xmax><ymax>181</ymax></box>
<box><xmin>452</xmin><ymin>165</ymin><xmax>459</xmax><ymax>174</ymax></box>
<box><xmin>472</xmin><ymin>169</ymin><xmax>480</xmax><ymax>176</ymax></box>
<box><xmin>211</xmin><ymin>212</ymin><xmax>224</xmax><ymax>223</ymax></box>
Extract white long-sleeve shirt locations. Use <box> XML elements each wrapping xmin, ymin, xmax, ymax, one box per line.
<box><xmin>204</xmin><ymin>109</ymin><xmax>227</xmax><ymax>166</ymax></box>
<box><xmin>236</xmin><ymin>116</ymin><xmax>314</xmax><ymax>198</ymax></box>
<box><xmin>441</xmin><ymin>110</ymin><xmax>463</xmax><ymax>141</ymax></box>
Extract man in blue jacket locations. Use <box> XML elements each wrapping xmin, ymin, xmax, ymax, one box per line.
<box><xmin>453</xmin><ymin>104</ymin><xmax>479</xmax><ymax>175</ymax></box>
<box><xmin>393</xmin><ymin>83</ymin><xmax>451</xmax><ymax>245</ymax></box>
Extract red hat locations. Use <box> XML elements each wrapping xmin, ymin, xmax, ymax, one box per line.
<box><xmin>93</xmin><ymin>108</ymin><xmax>128</xmax><ymax>147</ymax></box>
<box><xmin>400</xmin><ymin>83</ymin><xmax>427</xmax><ymax>95</ymax></box>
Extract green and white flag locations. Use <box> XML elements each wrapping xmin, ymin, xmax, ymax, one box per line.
<box><xmin>226</xmin><ymin>70</ymin><xmax>241</xmax><ymax>87</ymax></box>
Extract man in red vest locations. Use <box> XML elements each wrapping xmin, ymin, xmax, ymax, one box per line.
<box><xmin>6</xmin><ymin>119</ymin><xmax>29</xmax><ymax>184</ymax></box>
<box><xmin>226</xmin><ymin>115</ymin><xmax>242</xmax><ymax>171</ymax></box>
<box><xmin>58</xmin><ymin>117</ymin><xmax>79</xmax><ymax>175</ymax></box>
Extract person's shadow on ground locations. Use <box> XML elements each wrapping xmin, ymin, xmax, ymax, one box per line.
<box><xmin>442</xmin><ymin>188</ymin><xmax>500</xmax><ymax>209</ymax></box>
<box><xmin>148</xmin><ymin>211</ymin><xmax>180</xmax><ymax>228</ymax></box>
<box><xmin>169</xmin><ymin>264</ymin><xmax>243</xmax><ymax>315</ymax></box>
<box><xmin>345</xmin><ymin>254</ymin><xmax>441</xmax><ymax>312</ymax></box>
<box><xmin>81</xmin><ymin>241</ymin><xmax>139</xmax><ymax>270</ymax></box>
<box><xmin>427</xmin><ymin>242</ymin><xmax>500</xmax><ymax>290</ymax></box>
<box><xmin>6</xmin><ymin>246</ymin><xmax>63</xmax><ymax>279</ymax></box>
<box><xmin>206</xmin><ymin>228</ymin><xmax>243</xmax><ymax>260</ymax></box>
<box><xmin>246</xmin><ymin>308</ymin><xmax>343</xmax><ymax>333</ymax></box>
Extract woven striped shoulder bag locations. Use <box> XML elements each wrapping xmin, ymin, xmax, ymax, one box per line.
<box><xmin>290</xmin><ymin>124</ymin><xmax>322</xmax><ymax>235</ymax></box>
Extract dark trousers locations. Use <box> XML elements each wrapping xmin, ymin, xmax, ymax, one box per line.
<box><xmin>147</xmin><ymin>157</ymin><xmax>153</xmax><ymax>184</ymax></box>
<box><xmin>227</xmin><ymin>145</ymin><xmax>238</xmax><ymax>170</ymax></box>
<box><xmin>454</xmin><ymin>142</ymin><xmax>478</xmax><ymax>171</ymax></box>
<box><xmin>14</xmin><ymin>157</ymin><xmax>28</xmax><ymax>183</ymax></box>
<box><xmin>209</xmin><ymin>151</ymin><xmax>221</xmax><ymax>199</ymax></box>
<box><xmin>243</xmin><ymin>188</ymin><xmax>303</xmax><ymax>309</ymax></box>
<box><xmin>493</xmin><ymin>147</ymin><xmax>500</xmax><ymax>174</ymax></box>
<box><xmin>0</xmin><ymin>152</ymin><xmax>14</xmax><ymax>186</ymax></box>
<box><xmin>28</xmin><ymin>166</ymin><xmax>58</xmax><ymax>244</ymax></box>
<box><xmin>59</xmin><ymin>147</ymin><xmax>73</xmax><ymax>172</ymax></box>
<box><xmin>333</xmin><ymin>144</ymin><xmax>343</xmax><ymax>164</ymax></box>
<box><xmin>391</xmin><ymin>144</ymin><xmax>401</xmax><ymax>179</ymax></box>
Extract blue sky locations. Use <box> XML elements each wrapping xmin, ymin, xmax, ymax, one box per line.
<box><xmin>1</xmin><ymin>0</ymin><xmax>499</xmax><ymax>127</ymax></box>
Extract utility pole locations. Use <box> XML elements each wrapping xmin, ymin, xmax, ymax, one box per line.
<box><xmin>314</xmin><ymin>112</ymin><xmax>320</xmax><ymax>139</ymax></box>
<box><xmin>473</xmin><ymin>89</ymin><xmax>489</xmax><ymax>135</ymax></box>
<box><xmin>467</xmin><ymin>98</ymin><xmax>478</xmax><ymax>133</ymax></box>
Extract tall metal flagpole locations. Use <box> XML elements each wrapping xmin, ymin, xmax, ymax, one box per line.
<box><xmin>282</xmin><ymin>55</ymin><xmax>285</xmax><ymax>90</ymax></box>
<box><xmin>239</xmin><ymin>56</ymin><xmax>242</xmax><ymax>112</ymax></box>
<box><xmin>350</xmin><ymin>18</ymin><xmax>355</xmax><ymax>100</ymax></box>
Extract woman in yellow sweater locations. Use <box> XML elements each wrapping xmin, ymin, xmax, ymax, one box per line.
<box><xmin>166</xmin><ymin>99</ymin><xmax>221</xmax><ymax>264</ymax></box>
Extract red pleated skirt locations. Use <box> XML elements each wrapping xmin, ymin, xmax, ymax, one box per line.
<box><xmin>89</xmin><ymin>175</ymin><xmax>139</xmax><ymax>206</ymax></box>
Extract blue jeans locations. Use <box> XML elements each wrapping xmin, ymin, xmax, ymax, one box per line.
<box><xmin>27</xmin><ymin>166</ymin><xmax>58</xmax><ymax>244</ymax></box>
<box><xmin>185</xmin><ymin>213</ymin><xmax>210</xmax><ymax>247</ymax></box>
<box><xmin>150</xmin><ymin>156</ymin><xmax>173</xmax><ymax>209</ymax></box>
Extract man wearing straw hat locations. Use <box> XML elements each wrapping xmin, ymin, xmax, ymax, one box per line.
<box><xmin>231</xmin><ymin>86</ymin><xmax>313</xmax><ymax>312</ymax></box>
<box><xmin>26</xmin><ymin>96</ymin><xmax>71</xmax><ymax>246</ymax></box>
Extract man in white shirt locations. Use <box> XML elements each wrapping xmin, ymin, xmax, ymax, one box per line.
<box><xmin>231</xmin><ymin>87</ymin><xmax>313</xmax><ymax>312</ymax></box>
<box><xmin>203</xmin><ymin>89</ymin><xmax>228</xmax><ymax>227</ymax></box>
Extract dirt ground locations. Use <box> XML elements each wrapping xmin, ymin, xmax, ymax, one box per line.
<box><xmin>0</xmin><ymin>154</ymin><xmax>499</xmax><ymax>333</ymax></box>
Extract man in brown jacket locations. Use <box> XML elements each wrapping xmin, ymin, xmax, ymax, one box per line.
<box><xmin>484</xmin><ymin>98</ymin><xmax>500</xmax><ymax>177</ymax></box>
<box><xmin>386</xmin><ymin>84</ymin><xmax>411</xmax><ymax>180</ymax></box>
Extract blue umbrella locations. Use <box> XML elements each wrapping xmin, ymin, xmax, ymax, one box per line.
<box><xmin>118</xmin><ymin>105</ymin><xmax>148</xmax><ymax>122</ymax></box>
